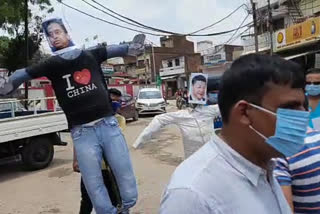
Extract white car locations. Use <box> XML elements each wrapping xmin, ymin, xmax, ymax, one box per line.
<box><xmin>136</xmin><ymin>88</ymin><xmax>166</xmax><ymax>115</ymax></box>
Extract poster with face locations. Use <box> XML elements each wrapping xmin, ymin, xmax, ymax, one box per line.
<box><xmin>42</xmin><ymin>18</ymin><xmax>76</xmax><ymax>54</ymax></box>
<box><xmin>189</xmin><ymin>73</ymin><xmax>208</xmax><ymax>105</ymax></box>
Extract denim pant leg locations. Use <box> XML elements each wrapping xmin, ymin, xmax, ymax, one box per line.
<box><xmin>72</xmin><ymin>126</ymin><xmax>117</xmax><ymax>214</ymax></box>
<box><xmin>99</xmin><ymin>117</ymin><xmax>138</xmax><ymax>210</ymax></box>
<box><xmin>79</xmin><ymin>177</ymin><xmax>93</xmax><ymax>214</ymax></box>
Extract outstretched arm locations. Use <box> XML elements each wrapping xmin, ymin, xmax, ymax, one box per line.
<box><xmin>107</xmin><ymin>44</ymin><xmax>129</xmax><ymax>58</ymax></box>
<box><xmin>0</xmin><ymin>69</ymin><xmax>32</xmax><ymax>96</ymax></box>
<box><xmin>106</xmin><ymin>34</ymin><xmax>146</xmax><ymax>59</ymax></box>
<box><xmin>133</xmin><ymin>112</ymin><xmax>179</xmax><ymax>149</ymax></box>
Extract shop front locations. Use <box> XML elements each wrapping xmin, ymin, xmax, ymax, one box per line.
<box><xmin>274</xmin><ymin>17</ymin><xmax>320</xmax><ymax>71</ymax></box>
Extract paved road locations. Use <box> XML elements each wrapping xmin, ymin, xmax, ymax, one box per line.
<box><xmin>0</xmin><ymin>101</ymin><xmax>184</xmax><ymax>214</ymax></box>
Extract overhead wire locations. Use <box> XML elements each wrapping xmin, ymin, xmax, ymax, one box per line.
<box><xmin>208</xmin><ymin>14</ymin><xmax>252</xmax><ymax>55</ymax></box>
<box><xmin>81</xmin><ymin>0</ymin><xmax>182</xmax><ymax>35</ymax></box>
<box><xmin>188</xmin><ymin>4</ymin><xmax>246</xmax><ymax>34</ymax></box>
<box><xmin>224</xmin><ymin>14</ymin><xmax>250</xmax><ymax>44</ymax></box>
<box><xmin>57</xmin><ymin>0</ymin><xmax>254</xmax><ymax>37</ymax></box>
<box><xmin>85</xmin><ymin>0</ymin><xmax>248</xmax><ymax>36</ymax></box>
<box><xmin>58</xmin><ymin>0</ymin><xmax>167</xmax><ymax>36</ymax></box>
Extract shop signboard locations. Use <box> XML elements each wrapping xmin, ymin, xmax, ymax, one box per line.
<box><xmin>274</xmin><ymin>17</ymin><xmax>320</xmax><ymax>52</ymax></box>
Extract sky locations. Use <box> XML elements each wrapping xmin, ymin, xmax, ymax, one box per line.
<box><xmin>40</xmin><ymin>0</ymin><xmax>251</xmax><ymax>52</ymax></box>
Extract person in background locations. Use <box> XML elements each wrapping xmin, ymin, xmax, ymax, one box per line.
<box><xmin>305</xmin><ymin>68</ymin><xmax>320</xmax><ymax>128</ymax></box>
<box><xmin>160</xmin><ymin>54</ymin><xmax>309</xmax><ymax>214</ymax></box>
<box><xmin>274</xmin><ymin>129</ymin><xmax>320</xmax><ymax>213</ymax></box>
<box><xmin>273</xmin><ymin>95</ymin><xmax>320</xmax><ymax>213</ymax></box>
<box><xmin>109</xmin><ymin>88</ymin><xmax>126</xmax><ymax>130</ymax></box>
<box><xmin>109</xmin><ymin>88</ymin><xmax>122</xmax><ymax>113</ymax></box>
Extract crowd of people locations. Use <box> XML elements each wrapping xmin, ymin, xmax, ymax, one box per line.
<box><xmin>1</xmin><ymin>17</ymin><xmax>320</xmax><ymax>214</ymax></box>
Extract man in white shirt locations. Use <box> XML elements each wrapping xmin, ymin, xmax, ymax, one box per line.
<box><xmin>160</xmin><ymin>54</ymin><xmax>308</xmax><ymax>213</ymax></box>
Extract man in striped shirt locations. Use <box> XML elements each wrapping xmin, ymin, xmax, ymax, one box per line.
<box><xmin>274</xmin><ymin>130</ymin><xmax>320</xmax><ymax>213</ymax></box>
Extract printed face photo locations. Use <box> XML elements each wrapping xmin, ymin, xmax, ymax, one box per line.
<box><xmin>47</xmin><ymin>22</ymin><xmax>70</xmax><ymax>50</ymax></box>
<box><xmin>42</xmin><ymin>18</ymin><xmax>75</xmax><ymax>53</ymax></box>
<box><xmin>192</xmin><ymin>80</ymin><xmax>206</xmax><ymax>100</ymax></box>
<box><xmin>189</xmin><ymin>73</ymin><xmax>208</xmax><ymax>104</ymax></box>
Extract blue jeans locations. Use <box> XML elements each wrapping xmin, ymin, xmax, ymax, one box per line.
<box><xmin>71</xmin><ymin>116</ymin><xmax>138</xmax><ymax>214</ymax></box>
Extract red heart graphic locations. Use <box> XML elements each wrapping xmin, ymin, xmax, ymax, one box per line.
<box><xmin>73</xmin><ymin>69</ymin><xmax>91</xmax><ymax>85</ymax></box>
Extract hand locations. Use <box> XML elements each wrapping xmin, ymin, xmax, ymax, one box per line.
<box><xmin>0</xmin><ymin>76</ymin><xmax>13</xmax><ymax>96</ymax></box>
<box><xmin>73</xmin><ymin>159</ymin><xmax>80</xmax><ymax>173</ymax></box>
<box><xmin>132</xmin><ymin>137</ymin><xmax>143</xmax><ymax>149</ymax></box>
<box><xmin>128</xmin><ymin>34</ymin><xmax>146</xmax><ymax>56</ymax></box>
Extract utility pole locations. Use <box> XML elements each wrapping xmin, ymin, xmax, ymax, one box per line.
<box><xmin>144</xmin><ymin>47</ymin><xmax>148</xmax><ymax>85</ymax></box>
<box><xmin>267</xmin><ymin>0</ymin><xmax>274</xmax><ymax>55</ymax></box>
<box><xmin>24</xmin><ymin>0</ymin><xmax>29</xmax><ymax>109</ymax></box>
<box><xmin>250</xmin><ymin>0</ymin><xmax>259</xmax><ymax>53</ymax></box>
<box><xmin>151</xmin><ymin>44</ymin><xmax>156</xmax><ymax>83</ymax></box>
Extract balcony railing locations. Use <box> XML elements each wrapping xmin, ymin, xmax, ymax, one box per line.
<box><xmin>241</xmin><ymin>32</ymin><xmax>271</xmax><ymax>54</ymax></box>
<box><xmin>160</xmin><ymin>65</ymin><xmax>185</xmax><ymax>77</ymax></box>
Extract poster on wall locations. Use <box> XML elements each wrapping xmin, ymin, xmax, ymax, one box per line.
<box><xmin>42</xmin><ymin>18</ymin><xmax>76</xmax><ymax>55</ymax></box>
<box><xmin>188</xmin><ymin>73</ymin><xmax>208</xmax><ymax>105</ymax></box>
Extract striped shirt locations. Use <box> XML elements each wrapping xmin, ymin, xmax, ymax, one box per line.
<box><xmin>274</xmin><ymin>130</ymin><xmax>320</xmax><ymax>214</ymax></box>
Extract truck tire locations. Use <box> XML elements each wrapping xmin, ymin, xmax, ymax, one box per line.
<box><xmin>21</xmin><ymin>136</ymin><xmax>54</xmax><ymax>170</ymax></box>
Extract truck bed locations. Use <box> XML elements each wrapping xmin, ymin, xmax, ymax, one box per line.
<box><xmin>0</xmin><ymin>111</ymin><xmax>68</xmax><ymax>143</ymax></box>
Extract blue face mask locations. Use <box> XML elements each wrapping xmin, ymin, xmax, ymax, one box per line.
<box><xmin>305</xmin><ymin>84</ymin><xmax>320</xmax><ymax>96</ymax></box>
<box><xmin>112</xmin><ymin>101</ymin><xmax>121</xmax><ymax>113</ymax></box>
<box><xmin>249</xmin><ymin>104</ymin><xmax>310</xmax><ymax>157</ymax></box>
<box><xmin>208</xmin><ymin>93</ymin><xmax>218</xmax><ymax>104</ymax></box>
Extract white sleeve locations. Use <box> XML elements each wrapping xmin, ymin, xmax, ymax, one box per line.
<box><xmin>132</xmin><ymin>112</ymin><xmax>178</xmax><ymax>149</ymax></box>
<box><xmin>160</xmin><ymin>188</ymin><xmax>215</xmax><ymax>214</ymax></box>
<box><xmin>207</xmin><ymin>104</ymin><xmax>220</xmax><ymax>117</ymax></box>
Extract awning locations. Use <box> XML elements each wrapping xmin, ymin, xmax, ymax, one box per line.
<box><xmin>161</xmin><ymin>75</ymin><xmax>177</xmax><ymax>80</ymax></box>
<box><xmin>285</xmin><ymin>51</ymin><xmax>315</xmax><ymax>60</ymax></box>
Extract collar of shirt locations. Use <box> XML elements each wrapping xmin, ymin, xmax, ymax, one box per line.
<box><xmin>211</xmin><ymin>133</ymin><xmax>270</xmax><ymax>187</ymax></box>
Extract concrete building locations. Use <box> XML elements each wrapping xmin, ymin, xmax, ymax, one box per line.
<box><xmin>241</xmin><ymin>0</ymin><xmax>311</xmax><ymax>55</ymax></box>
<box><xmin>199</xmin><ymin>44</ymin><xmax>243</xmax><ymax>76</ymax></box>
<box><xmin>197</xmin><ymin>40</ymin><xmax>214</xmax><ymax>55</ymax></box>
<box><xmin>123</xmin><ymin>35</ymin><xmax>201</xmax><ymax>97</ymax></box>
<box><xmin>271</xmin><ymin>0</ymin><xmax>320</xmax><ymax>71</ymax></box>
<box><xmin>105</xmin><ymin>35</ymin><xmax>201</xmax><ymax>97</ymax></box>
<box><xmin>159</xmin><ymin>53</ymin><xmax>202</xmax><ymax>98</ymax></box>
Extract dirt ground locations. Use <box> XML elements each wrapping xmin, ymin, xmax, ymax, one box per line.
<box><xmin>0</xmin><ymin>101</ymin><xmax>184</xmax><ymax>214</ymax></box>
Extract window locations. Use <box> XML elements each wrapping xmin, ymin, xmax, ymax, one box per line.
<box><xmin>167</xmin><ymin>60</ymin><xmax>173</xmax><ymax>67</ymax></box>
<box><xmin>273</xmin><ymin>18</ymin><xmax>284</xmax><ymax>31</ymax></box>
<box><xmin>139</xmin><ymin>91</ymin><xmax>162</xmax><ymax>99</ymax></box>
<box><xmin>175</xmin><ymin>58</ymin><xmax>180</xmax><ymax>66</ymax></box>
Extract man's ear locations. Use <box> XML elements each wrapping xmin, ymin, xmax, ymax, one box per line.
<box><xmin>232</xmin><ymin>100</ymin><xmax>252</xmax><ymax>126</ymax></box>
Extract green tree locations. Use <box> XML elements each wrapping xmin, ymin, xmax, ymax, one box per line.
<box><xmin>0</xmin><ymin>0</ymin><xmax>54</xmax><ymax>72</ymax></box>
<box><xmin>0</xmin><ymin>0</ymin><xmax>53</xmax><ymax>35</ymax></box>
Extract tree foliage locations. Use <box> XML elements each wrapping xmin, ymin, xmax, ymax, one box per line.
<box><xmin>0</xmin><ymin>0</ymin><xmax>54</xmax><ymax>72</ymax></box>
<box><xmin>0</xmin><ymin>0</ymin><xmax>53</xmax><ymax>35</ymax></box>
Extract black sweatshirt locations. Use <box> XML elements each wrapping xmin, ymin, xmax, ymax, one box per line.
<box><xmin>26</xmin><ymin>47</ymin><xmax>113</xmax><ymax>128</ymax></box>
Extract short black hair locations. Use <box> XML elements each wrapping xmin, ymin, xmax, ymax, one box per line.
<box><xmin>207</xmin><ymin>76</ymin><xmax>221</xmax><ymax>92</ymax></box>
<box><xmin>192</xmin><ymin>75</ymin><xmax>207</xmax><ymax>85</ymax></box>
<box><xmin>43</xmin><ymin>19</ymin><xmax>68</xmax><ymax>36</ymax></box>
<box><xmin>306</xmin><ymin>68</ymin><xmax>320</xmax><ymax>74</ymax></box>
<box><xmin>109</xmin><ymin>88</ymin><xmax>122</xmax><ymax>97</ymax></box>
<box><xmin>218</xmin><ymin>54</ymin><xmax>305</xmax><ymax>123</ymax></box>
